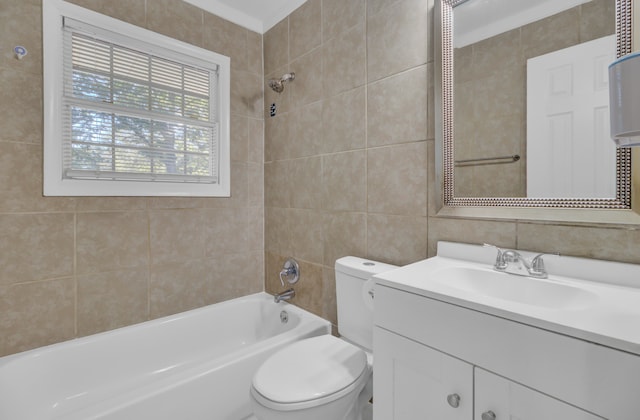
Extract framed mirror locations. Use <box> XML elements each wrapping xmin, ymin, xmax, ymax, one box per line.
<box><xmin>436</xmin><ymin>0</ymin><xmax>633</xmax><ymax>209</ymax></box>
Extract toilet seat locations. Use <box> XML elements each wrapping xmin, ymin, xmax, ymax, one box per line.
<box><xmin>251</xmin><ymin>335</ymin><xmax>369</xmax><ymax>411</ymax></box>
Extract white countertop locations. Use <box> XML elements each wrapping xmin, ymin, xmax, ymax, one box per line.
<box><xmin>373</xmin><ymin>242</ymin><xmax>640</xmax><ymax>356</ymax></box>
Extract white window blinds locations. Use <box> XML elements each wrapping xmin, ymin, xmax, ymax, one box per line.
<box><xmin>62</xmin><ymin>19</ymin><xmax>220</xmax><ymax>184</ymax></box>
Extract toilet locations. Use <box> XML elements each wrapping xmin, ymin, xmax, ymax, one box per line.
<box><xmin>250</xmin><ymin>256</ymin><xmax>397</xmax><ymax>420</ymax></box>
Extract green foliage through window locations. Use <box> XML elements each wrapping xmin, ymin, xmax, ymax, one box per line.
<box><xmin>64</xmin><ymin>31</ymin><xmax>218</xmax><ymax>182</ymax></box>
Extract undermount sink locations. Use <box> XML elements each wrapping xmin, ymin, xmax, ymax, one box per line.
<box><xmin>430</xmin><ymin>266</ymin><xmax>597</xmax><ymax>310</ymax></box>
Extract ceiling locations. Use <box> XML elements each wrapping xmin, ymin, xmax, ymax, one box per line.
<box><xmin>185</xmin><ymin>0</ymin><xmax>595</xmax><ymax>41</ymax></box>
<box><xmin>454</xmin><ymin>0</ymin><xmax>592</xmax><ymax>47</ymax></box>
<box><xmin>184</xmin><ymin>0</ymin><xmax>308</xmax><ymax>34</ymax></box>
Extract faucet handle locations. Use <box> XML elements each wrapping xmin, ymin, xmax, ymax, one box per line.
<box><xmin>279</xmin><ymin>258</ymin><xmax>300</xmax><ymax>287</ymax></box>
<box><xmin>530</xmin><ymin>252</ymin><xmax>560</xmax><ymax>275</ymax></box>
<box><xmin>483</xmin><ymin>243</ymin><xmax>507</xmax><ymax>269</ymax></box>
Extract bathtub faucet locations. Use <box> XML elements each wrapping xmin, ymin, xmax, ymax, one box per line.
<box><xmin>274</xmin><ymin>288</ymin><xmax>295</xmax><ymax>303</ymax></box>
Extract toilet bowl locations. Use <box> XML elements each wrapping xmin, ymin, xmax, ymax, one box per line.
<box><xmin>250</xmin><ymin>257</ymin><xmax>397</xmax><ymax>420</ymax></box>
<box><xmin>250</xmin><ymin>335</ymin><xmax>371</xmax><ymax>420</ymax></box>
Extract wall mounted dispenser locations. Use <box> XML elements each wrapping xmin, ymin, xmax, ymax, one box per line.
<box><xmin>609</xmin><ymin>51</ymin><xmax>640</xmax><ymax>147</ymax></box>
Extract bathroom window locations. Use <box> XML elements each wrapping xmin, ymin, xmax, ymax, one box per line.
<box><xmin>43</xmin><ymin>0</ymin><xmax>230</xmax><ymax>196</ymax></box>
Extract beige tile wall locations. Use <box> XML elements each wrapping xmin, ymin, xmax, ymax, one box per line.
<box><xmin>265</xmin><ymin>0</ymin><xmax>640</xmax><ymax>332</ymax></box>
<box><xmin>264</xmin><ymin>0</ymin><xmax>432</xmax><ymax>326</ymax></box>
<box><xmin>2</xmin><ymin>0</ymin><xmax>639</xmax><ymax>357</ymax></box>
<box><xmin>0</xmin><ymin>0</ymin><xmax>264</xmax><ymax>357</ymax></box>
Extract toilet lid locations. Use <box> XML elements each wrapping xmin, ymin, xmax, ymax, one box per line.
<box><xmin>252</xmin><ymin>335</ymin><xmax>367</xmax><ymax>404</ymax></box>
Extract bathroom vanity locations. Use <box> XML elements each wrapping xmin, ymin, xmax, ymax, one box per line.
<box><xmin>372</xmin><ymin>242</ymin><xmax>640</xmax><ymax>420</ymax></box>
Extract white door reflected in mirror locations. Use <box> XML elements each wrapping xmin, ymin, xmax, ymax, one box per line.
<box><xmin>527</xmin><ymin>35</ymin><xmax>617</xmax><ymax>198</ymax></box>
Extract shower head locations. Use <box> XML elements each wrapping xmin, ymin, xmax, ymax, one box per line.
<box><xmin>268</xmin><ymin>72</ymin><xmax>295</xmax><ymax>93</ymax></box>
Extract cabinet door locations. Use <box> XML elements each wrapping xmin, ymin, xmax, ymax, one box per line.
<box><xmin>374</xmin><ymin>327</ymin><xmax>472</xmax><ymax>420</ymax></box>
<box><xmin>474</xmin><ymin>368</ymin><xmax>605</xmax><ymax>420</ymax></box>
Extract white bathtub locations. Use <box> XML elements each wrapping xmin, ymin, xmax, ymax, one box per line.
<box><xmin>0</xmin><ymin>292</ymin><xmax>330</xmax><ymax>420</ymax></box>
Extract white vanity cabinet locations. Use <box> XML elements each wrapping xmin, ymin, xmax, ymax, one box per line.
<box><xmin>374</xmin><ymin>327</ymin><xmax>472</xmax><ymax>419</ymax></box>
<box><xmin>473</xmin><ymin>368</ymin><xmax>603</xmax><ymax>420</ymax></box>
<box><xmin>373</xmin><ymin>284</ymin><xmax>640</xmax><ymax>420</ymax></box>
<box><xmin>374</xmin><ymin>326</ymin><xmax>602</xmax><ymax>420</ymax></box>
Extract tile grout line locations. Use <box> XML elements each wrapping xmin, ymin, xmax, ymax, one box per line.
<box><xmin>364</xmin><ymin>0</ymin><xmax>369</xmax><ymax>259</ymax></box>
<box><xmin>146</xmin><ymin>208</ymin><xmax>152</xmax><ymax>321</ymax></box>
<box><xmin>73</xmin><ymin>211</ymin><xmax>78</xmax><ymax>338</ymax></box>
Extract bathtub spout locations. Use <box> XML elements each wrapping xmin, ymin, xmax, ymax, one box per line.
<box><xmin>274</xmin><ymin>288</ymin><xmax>295</xmax><ymax>303</ymax></box>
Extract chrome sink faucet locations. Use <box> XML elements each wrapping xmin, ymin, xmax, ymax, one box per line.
<box><xmin>483</xmin><ymin>244</ymin><xmax>558</xmax><ymax>279</ymax></box>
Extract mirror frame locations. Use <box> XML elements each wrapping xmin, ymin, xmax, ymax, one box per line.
<box><xmin>435</xmin><ymin>0</ymin><xmax>633</xmax><ymax>210</ymax></box>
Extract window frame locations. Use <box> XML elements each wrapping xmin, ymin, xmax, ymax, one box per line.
<box><xmin>43</xmin><ymin>0</ymin><xmax>231</xmax><ymax>197</ymax></box>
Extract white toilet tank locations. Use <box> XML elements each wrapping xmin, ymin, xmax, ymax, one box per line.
<box><xmin>335</xmin><ymin>257</ymin><xmax>398</xmax><ymax>351</ymax></box>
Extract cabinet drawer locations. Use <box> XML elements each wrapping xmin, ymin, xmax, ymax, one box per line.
<box><xmin>375</xmin><ymin>285</ymin><xmax>640</xmax><ymax>420</ymax></box>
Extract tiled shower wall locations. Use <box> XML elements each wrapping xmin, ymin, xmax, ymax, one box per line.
<box><xmin>264</xmin><ymin>0</ymin><xmax>640</xmax><ymax>330</ymax></box>
<box><xmin>2</xmin><ymin>0</ymin><xmax>640</xmax><ymax>358</ymax></box>
<box><xmin>263</xmin><ymin>0</ymin><xmax>433</xmax><ymax>325</ymax></box>
<box><xmin>0</xmin><ymin>0</ymin><xmax>264</xmax><ymax>357</ymax></box>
